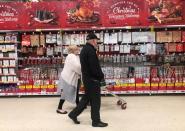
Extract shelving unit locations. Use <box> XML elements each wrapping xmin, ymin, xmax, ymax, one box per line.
<box><xmin>0</xmin><ymin>33</ymin><xmax>18</xmax><ymax>95</ymax></box>
<box><xmin>0</xmin><ymin>26</ymin><xmax>185</xmax><ymax>96</ymax></box>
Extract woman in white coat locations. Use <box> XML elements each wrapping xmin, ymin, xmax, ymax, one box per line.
<box><xmin>57</xmin><ymin>45</ymin><xmax>81</xmax><ymax>114</ymax></box>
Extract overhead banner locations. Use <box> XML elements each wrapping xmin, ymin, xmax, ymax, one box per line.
<box><xmin>61</xmin><ymin>0</ymin><xmax>103</xmax><ymax>28</ymax></box>
<box><xmin>0</xmin><ymin>0</ymin><xmax>184</xmax><ymax>30</ymax></box>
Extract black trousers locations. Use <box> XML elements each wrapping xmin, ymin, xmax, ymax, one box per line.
<box><xmin>69</xmin><ymin>85</ymin><xmax>101</xmax><ymax>123</ymax></box>
<box><xmin>58</xmin><ymin>79</ymin><xmax>80</xmax><ymax>109</ymax></box>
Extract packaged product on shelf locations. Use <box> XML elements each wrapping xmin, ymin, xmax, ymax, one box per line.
<box><xmin>146</xmin><ymin>43</ymin><xmax>156</xmax><ymax>55</ymax></box>
<box><xmin>176</xmin><ymin>44</ymin><xmax>184</xmax><ymax>52</ymax></box>
<box><xmin>175</xmin><ymin>68</ymin><xmax>183</xmax><ymax>90</ymax></box>
<box><xmin>166</xmin><ymin>77</ymin><xmax>175</xmax><ymax>90</ymax></box>
<box><xmin>123</xmin><ymin>44</ymin><xmax>130</xmax><ymax>53</ymax></box>
<box><xmin>11</xmin><ymin>35</ymin><xmax>17</xmax><ymax>43</ymax></box>
<box><xmin>33</xmin><ymin>80</ymin><xmax>41</xmax><ymax>93</ymax></box>
<box><xmin>156</xmin><ymin>44</ymin><xmax>165</xmax><ymax>55</ymax></box>
<box><xmin>3</xmin><ymin>60</ymin><xmax>9</xmax><ymax>67</ymax></box>
<box><xmin>118</xmin><ymin>31</ymin><xmax>122</xmax><ymax>42</ymax></box>
<box><xmin>98</xmin><ymin>44</ymin><xmax>104</xmax><ymax>52</ymax></box>
<box><xmin>13</xmin><ymin>76</ymin><xmax>17</xmax><ymax>82</ymax></box>
<box><xmin>104</xmin><ymin>33</ymin><xmax>110</xmax><ymax>44</ymax></box>
<box><xmin>40</xmin><ymin>34</ymin><xmax>45</xmax><ymax>46</ymax></box>
<box><xmin>122</xmin><ymin>32</ymin><xmax>131</xmax><ymax>43</ymax></box>
<box><xmin>114</xmin><ymin>44</ymin><xmax>120</xmax><ymax>52</ymax></box>
<box><xmin>110</xmin><ymin>44</ymin><xmax>114</xmax><ymax>52</ymax></box>
<box><xmin>2</xmin><ymin>76</ymin><xmax>7</xmax><ymax>82</ymax></box>
<box><xmin>40</xmin><ymin>80</ymin><xmax>47</xmax><ymax>93</ymax></box>
<box><xmin>139</xmin><ymin>44</ymin><xmax>146</xmax><ymax>54</ymax></box>
<box><xmin>156</xmin><ymin>31</ymin><xmax>173</xmax><ymax>42</ymax></box>
<box><xmin>79</xmin><ymin>33</ymin><xmax>85</xmax><ymax>45</ymax></box>
<box><xmin>22</xmin><ymin>34</ymin><xmax>31</xmax><ymax>46</ymax></box>
<box><xmin>0</xmin><ymin>35</ymin><xmax>4</xmax><ymax>42</ymax></box>
<box><xmin>5</xmin><ymin>35</ymin><xmax>11</xmax><ymax>43</ymax></box>
<box><xmin>109</xmin><ymin>33</ymin><xmax>118</xmax><ymax>44</ymax></box>
<box><xmin>104</xmin><ymin>45</ymin><xmax>109</xmax><ymax>52</ymax></box>
<box><xmin>132</xmin><ymin>32</ymin><xmax>155</xmax><ymax>43</ymax></box>
<box><xmin>46</xmin><ymin>79</ymin><xmax>55</xmax><ymax>93</ymax></box>
<box><xmin>9</xmin><ymin>68</ymin><xmax>15</xmax><ymax>74</ymax></box>
<box><xmin>159</xmin><ymin>77</ymin><xmax>167</xmax><ymax>91</ymax></box>
<box><xmin>46</xmin><ymin>34</ymin><xmax>57</xmax><ymax>44</ymax></box>
<box><xmin>8</xmin><ymin>76</ymin><xmax>14</xmax><ymax>82</ymax></box>
<box><xmin>62</xmin><ymin>34</ymin><xmax>71</xmax><ymax>45</ymax></box>
<box><xmin>36</xmin><ymin>46</ymin><xmax>45</xmax><ymax>56</ymax></box>
<box><xmin>168</xmin><ymin>43</ymin><xmax>177</xmax><ymax>52</ymax></box>
<box><xmin>46</xmin><ymin>46</ymin><xmax>54</xmax><ymax>56</ymax></box>
<box><xmin>119</xmin><ymin>44</ymin><xmax>124</xmax><ymax>53</ymax></box>
<box><xmin>172</xmin><ymin>31</ymin><xmax>181</xmax><ymax>42</ymax></box>
<box><xmin>99</xmin><ymin>31</ymin><xmax>104</xmax><ymax>43</ymax></box>
<box><xmin>62</xmin><ymin>45</ymin><xmax>67</xmax><ymax>54</ymax></box>
<box><xmin>175</xmin><ymin>55</ymin><xmax>181</xmax><ymax>63</ymax></box>
<box><xmin>70</xmin><ymin>34</ymin><xmax>80</xmax><ymax>45</ymax></box>
<box><xmin>127</xmin><ymin>78</ymin><xmax>135</xmax><ymax>91</ymax></box>
<box><xmin>57</xmin><ymin>34</ymin><xmax>62</xmax><ymax>45</ymax></box>
<box><xmin>30</xmin><ymin>34</ymin><xmax>40</xmax><ymax>46</ymax></box>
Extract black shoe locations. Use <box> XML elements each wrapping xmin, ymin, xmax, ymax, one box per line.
<box><xmin>68</xmin><ymin>114</ymin><xmax>80</xmax><ymax>124</ymax></box>
<box><xmin>56</xmin><ymin>110</ymin><xmax>68</xmax><ymax>114</ymax></box>
<box><xmin>92</xmin><ymin>121</ymin><xmax>108</xmax><ymax>127</ymax></box>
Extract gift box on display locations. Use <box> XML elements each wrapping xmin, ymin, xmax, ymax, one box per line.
<box><xmin>46</xmin><ymin>80</ymin><xmax>55</xmax><ymax>93</ymax></box>
<box><xmin>176</xmin><ymin>44</ymin><xmax>184</xmax><ymax>52</ymax></box>
<box><xmin>166</xmin><ymin>78</ymin><xmax>175</xmax><ymax>90</ymax></box>
<box><xmin>142</xmin><ymin>78</ymin><xmax>150</xmax><ymax>91</ymax></box>
<box><xmin>135</xmin><ymin>78</ymin><xmax>144</xmax><ymax>91</ymax></box>
<box><xmin>40</xmin><ymin>80</ymin><xmax>48</xmax><ymax>93</ymax></box>
<box><xmin>33</xmin><ymin>80</ymin><xmax>41</xmax><ymax>93</ymax></box>
<box><xmin>172</xmin><ymin>31</ymin><xmax>181</xmax><ymax>42</ymax></box>
<box><xmin>150</xmin><ymin>77</ymin><xmax>159</xmax><ymax>91</ymax></box>
<box><xmin>26</xmin><ymin>80</ymin><xmax>33</xmax><ymax>93</ymax></box>
<box><xmin>127</xmin><ymin>78</ymin><xmax>135</xmax><ymax>91</ymax></box>
<box><xmin>158</xmin><ymin>77</ymin><xmax>166</xmax><ymax>90</ymax></box>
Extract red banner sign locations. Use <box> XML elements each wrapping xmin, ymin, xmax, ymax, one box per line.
<box><xmin>0</xmin><ymin>0</ymin><xmax>184</xmax><ymax>30</ymax></box>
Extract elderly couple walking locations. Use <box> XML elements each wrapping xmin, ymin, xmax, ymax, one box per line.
<box><xmin>57</xmin><ymin>33</ymin><xmax>108</xmax><ymax>127</ymax></box>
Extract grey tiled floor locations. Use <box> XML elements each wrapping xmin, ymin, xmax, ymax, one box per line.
<box><xmin>0</xmin><ymin>96</ymin><xmax>185</xmax><ymax>131</ymax></box>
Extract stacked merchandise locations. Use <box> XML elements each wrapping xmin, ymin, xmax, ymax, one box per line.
<box><xmin>0</xmin><ymin>33</ymin><xmax>18</xmax><ymax>95</ymax></box>
<box><xmin>17</xmin><ymin>32</ymin><xmax>63</xmax><ymax>95</ymax></box>
<box><xmin>97</xmin><ymin>30</ymin><xmax>185</xmax><ymax>94</ymax></box>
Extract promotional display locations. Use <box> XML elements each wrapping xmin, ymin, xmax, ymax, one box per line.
<box><xmin>0</xmin><ymin>0</ymin><xmax>185</xmax><ymax>96</ymax></box>
<box><xmin>0</xmin><ymin>0</ymin><xmax>185</xmax><ymax>30</ymax></box>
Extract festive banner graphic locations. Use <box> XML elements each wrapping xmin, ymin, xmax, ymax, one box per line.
<box><xmin>102</xmin><ymin>0</ymin><xmax>147</xmax><ymax>27</ymax></box>
<box><xmin>146</xmin><ymin>0</ymin><xmax>184</xmax><ymax>24</ymax></box>
<box><xmin>61</xmin><ymin>0</ymin><xmax>103</xmax><ymax>28</ymax></box>
<box><xmin>0</xmin><ymin>0</ymin><xmax>184</xmax><ymax>30</ymax></box>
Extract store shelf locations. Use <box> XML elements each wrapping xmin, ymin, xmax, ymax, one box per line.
<box><xmin>0</xmin><ymin>58</ymin><xmax>16</xmax><ymax>60</ymax></box>
<box><xmin>0</xmin><ymin>82</ymin><xmax>17</xmax><ymax>84</ymax></box>
<box><xmin>0</xmin><ymin>41</ymin><xmax>20</xmax><ymax>44</ymax></box>
<box><xmin>0</xmin><ymin>66</ymin><xmax>16</xmax><ymax>68</ymax></box>
<box><xmin>0</xmin><ymin>92</ymin><xmax>58</xmax><ymax>96</ymax></box>
<box><xmin>0</xmin><ymin>74</ymin><xmax>16</xmax><ymax>76</ymax></box>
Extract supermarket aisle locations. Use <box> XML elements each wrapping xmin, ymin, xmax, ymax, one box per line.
<box><xmin>0</xmin><ymin>96</ymin><xmax>185</xmax><ymax>131</ymax></box>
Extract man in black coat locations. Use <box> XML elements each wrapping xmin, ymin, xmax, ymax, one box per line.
<box><xmin>68</xmin><ymin>33</ymin><xmax>108</xmax><ymax>127</ymax></box>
